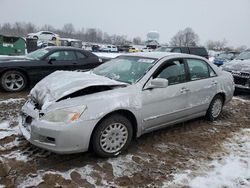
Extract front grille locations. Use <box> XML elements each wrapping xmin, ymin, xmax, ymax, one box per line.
<box><xmin>233</xmin><ymin>76</ymin><xmax>248</xmax><ymax>86</ymax></box>
<box><xmin>231</xmin><ymin>71</ymin><xmax>250</xmax><ymax>78</ymax></box>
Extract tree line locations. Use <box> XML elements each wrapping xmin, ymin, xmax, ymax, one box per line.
<box><xmin>0</xmin><ymin>22</ymin><xmax>247</xmax><ymax>51</ymax></box>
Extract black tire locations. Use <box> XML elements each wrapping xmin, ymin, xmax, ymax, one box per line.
<box><xmin>33</xmin><ymin>36</ymin><xmax>38</xmax><ymax>39</ymax></box>
<box><xmin>52</xmin><ymin>37</ymin><xmax>56</xmax><ymax>41</ymax></box>
<box><xmin>0</xmin><ymin>70</ymin><xmax>27</xmax><ymax>92</ymax></box>
<box><xmin>206</xmin><ymin>95</ymin><xmax>224</xmax><ymax>121</ymax></box>
<box><xmin>91</xmin><ymin>114</ymin><xmax>133</xmax><ymax>157</ymax></box>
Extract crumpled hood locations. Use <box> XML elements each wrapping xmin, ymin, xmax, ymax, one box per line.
<box><xmin>30</xmin><ymin>71</ymin><xmax>127</xmax><ymax>109</ymax></box>
<box><xmin>222</xmin><ymin>59</ymin><xmax>250</xmax><ymax>72</ymax></box>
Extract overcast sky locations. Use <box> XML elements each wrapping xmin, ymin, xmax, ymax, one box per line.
<box><xmin>1</xmin><ymin>0</ymin><xmax>250</xmax><ymax>47</ymax></box>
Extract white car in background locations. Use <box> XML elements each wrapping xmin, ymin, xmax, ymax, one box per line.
<box><xmin>27</xmin><ymin>31</ymin><xmax>59</xmax><ymax>42</ymax></box>
<box><xmin>99</xmin><ymin>45</ymin><xmax>118</xmax><ymax>52</ymax></box>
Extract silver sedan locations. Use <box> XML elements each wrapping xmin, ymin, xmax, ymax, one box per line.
<box><xmin>20</xmin><ymin>52</ymin><xmax>234</xmax><ymax>157</ymax></box>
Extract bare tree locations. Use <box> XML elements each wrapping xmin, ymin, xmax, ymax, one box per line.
<box><xmin>206</xmin><ymin>39</ymin><xmax>227</xmax><ymax>51</ymax></box>
<box><xmin>133</xmin><ymin>36</ymin><xmax>142</xmax><ymax>45</ymax></box>
<box><xmin>170</xmin><ymin>27</ymin><xmax>199</xmax><ymax>47</ymax></box>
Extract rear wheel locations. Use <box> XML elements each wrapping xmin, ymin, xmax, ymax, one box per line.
<box><xmin>1</xmin><ymin>70</ymin><xmax>27</xmax><ymax>92</ymax></box>
<box><xmin>206</xmin><ymin>95</ymin><xmax>224</xmax><ymax>121</ymax></box>
<box><xmin>91</xmin><ymin>114</ymin><xmax>133</xmax><ymax>157</ymax></box>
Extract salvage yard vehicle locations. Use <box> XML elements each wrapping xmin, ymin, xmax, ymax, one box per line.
<box><xmin>155</xmin><ymin>46</ymin><xmax>209</xmax><ymax>59</ymax></box>
<box><xmin>213</xmin><ymin>51</ymin><xmax>239</xmax><ymax>67</ymax></box>
<box><xmin>222</xmin><ymin>50</ymin><xmax>250</xmax><ymax>93</ymax></box>
<box><xmin>20</xmin><ymin>52</ymin><xmax>234</xmax><ymax>157</ymax></box>
<box><xmin>27</xmin><ymin>31</ymin><xmax>59</xmax><ymax>42</ymax></box>
<box><xmin>0</xmin><ymin>46</ymin><xmax>103</xmax><ymax>92</ymax></box>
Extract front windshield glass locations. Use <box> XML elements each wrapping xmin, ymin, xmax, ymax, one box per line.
<box><xmin>155</xmin><ymin>47</ymin><xmax>172</xmax><ymax>52</ymax></box>
<box><xmin>217</xmin><ymin>53</ymin><xmax>234</xmax><ymax>60</ymax></box>
<box><xmin>93</xmin><ymin>56</ymin><xmax>156</xmax><ymax>84</ymax></box>
<box><xmin>26</xmin><ymin>49</ymin><xmax>49</xmax><ymax>60</ymax></box>
<box><xmin>235</xmin><ymin>51</ymin><xmax>250</xmax><ymax>60</ymax></box>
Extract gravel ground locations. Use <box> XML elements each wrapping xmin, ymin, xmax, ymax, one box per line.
<box><xmin>0</xmin><ymin>90</ymin><xmax>250</xmax><ymax>187</ymax></box>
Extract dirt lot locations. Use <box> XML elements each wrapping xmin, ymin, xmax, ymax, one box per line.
<box><xmin>0</xmin><ymin>90</ymin><xmax>250</xmax><ymax>187</ymax></box>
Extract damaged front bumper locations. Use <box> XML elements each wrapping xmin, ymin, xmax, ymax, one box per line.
<box><xmin>19</xmin><ymin>100</ymin><xmax>98</xmax><ymax>154</ymax></box>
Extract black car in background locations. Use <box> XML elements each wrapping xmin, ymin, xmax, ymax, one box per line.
<box><xmin>0</xmin><ymin>46</ymin><xmax>103</xmax><ymax>92</ymax></box>
<box><xmin>155</xmin><ymin>46</ymin><xmax>209</xmax><ymax>59</ymax></box>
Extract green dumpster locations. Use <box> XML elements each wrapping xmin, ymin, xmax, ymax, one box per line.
<box><xmin>0</xmin><ymin>34</ymin><xmax>26</xmax><ymax>55</ymax></box>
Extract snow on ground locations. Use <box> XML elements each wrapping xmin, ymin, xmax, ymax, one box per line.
<box><xmin>165</xmin><ymin>128</ymin><xmax>250</xmax><ymax>188</ymax></box>
<box><xmin>0</xmin><ymin>121</ymin><xmax>20</xmax><ymax>140</ymax></box>
<box><xmin>0</xmin><ymin>98</ymin><xmax>25</xmax><ymax>104</ymax></box>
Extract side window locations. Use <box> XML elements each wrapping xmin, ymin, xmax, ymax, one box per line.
<box><xmin>186</xmin><ymin>59</ymin><xmax>210</xmax><ymax>81</ymax></box>
<box><xmin>155</xmin><ymin>60</ymin><xmax>186</xmax><ymax>85</ymax></box>
<box><xmin>47</xmin><ymin>51</ymin><xmax>76</xmax><ymax>61</ymax></box>
<box><xmin>75</xmin><ymin>52</ymin><xmax>86</xmax><ymax>60</ymax></box>
<box><xmin>172</xmin><ymin>48</ymin><xmax>181</xmax><ymax>53</ymax></box>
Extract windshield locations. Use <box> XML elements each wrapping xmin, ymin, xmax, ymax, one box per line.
<box><xmin>155</xmin><ymin>47</ymin><xmax>172</xmax><ymax>52</ymax></box>
<box><xmin>235</xmin><ymin>51</ymin><xmax>250</xmax><ymax>60</ymax></box>
<box><xmin>26</xmin><ymin>49</ymin><xmax>49</xmax><ymax>60</ymax></box>
<box><xmin>217</xmin><ymin>53</ymin><xmax>234</xmax><ymax>60</ymax></box>
<box><xmin>93</xmin><ymin>56</ymin><xmax>156</xmax><ymax>84</ymax></box>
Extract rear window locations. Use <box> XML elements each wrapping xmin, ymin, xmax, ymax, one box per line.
<box><xmin>189</xmin><ymin>48</ymin><xmax>208</xmax><ymax>56</ymax></box>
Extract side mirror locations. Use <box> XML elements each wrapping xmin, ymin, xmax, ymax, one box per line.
<box><xmin>144</xmin><ymin>78</ymin><xmax>168</xmax><ymax>90</ymax></box>
<box><xmin>48</xmin><ymin>57</ymin><xmax>56</xmax><ymax>64</ymax></box>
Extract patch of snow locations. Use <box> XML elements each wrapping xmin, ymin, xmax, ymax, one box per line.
<box><xmin>233</xmin><ymin>96</ymin><xmax>250</xmax><ymax>103</ymax></box>
<box><xmin>107</xmin><ymin>154</ymin><xmax>142</xmax><ymax>177</ymax></box>
<box><xmin>0</xmin><ymin>98</ymin><xmax>25</xmax><ymax>104</ymax></box>
<box><xmin>0</xmin><ymin>121</ymin><xmax>20</xmax><ymax>140</ymax></box>
<box><xmin>165</xmin><ymin>128</ymin><xmax>250</xmax><ymax>188</ymax></box>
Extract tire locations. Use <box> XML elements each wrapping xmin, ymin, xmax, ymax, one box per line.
<box><xmin>33</xmin><ymin>36</ymin><xmax>38</xmax><ymax>39</ymax></box>
<box><xmin>91</xmin><ymin>114</ymin><xmax>133</xmax><ymax>157</ymax></box>
<box><xmin>52</xmin><ymin>37</ymin><xmax>56</xmax><ymax>41</ymax></box>
<box><xmin>1</xmin><ymin>70</ymin><xmax>27</xmax><ymax>92</ymax></box>
<box><xmin>206</xmin><ymin>95</ymin><xmax>224</xmax><ymax>121</ymax></box>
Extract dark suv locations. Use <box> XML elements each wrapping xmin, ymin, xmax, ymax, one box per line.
<box><xmin>155</xmin><ymin>46</ymin><xmax>209</xmax><ymax>59</ymax></box>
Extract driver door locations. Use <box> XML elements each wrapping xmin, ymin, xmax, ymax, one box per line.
<box><xmin>141</xmin><ymin>59</ymin><xmax>189</xmax><ymax>132</ymax></box>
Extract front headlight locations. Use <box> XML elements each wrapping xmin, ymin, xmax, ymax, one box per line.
<box><xmin>41</xmin><ymin>105</ymin><xmax>87</xmax><ymax>123</ymax></box>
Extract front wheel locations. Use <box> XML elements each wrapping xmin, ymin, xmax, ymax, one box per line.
<box><xmin>91</xmin><ymin>114</ymin><xmax>133</xmax><ymax>157</ymax></box>
<box><xmin>206</xmin><ymin>95</ymin><xmax>224</xmax><ymax>121</ymax></box>
<box><xmin>1</xmin><ymin>71</ymin><xmax>27</xmax><ymax>92</ymax></box>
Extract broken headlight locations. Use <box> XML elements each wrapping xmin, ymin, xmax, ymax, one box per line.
<box><xmin>41</xmin><ymin>105</ymin><xmax>87</xmax><ymax>123</ymax></box>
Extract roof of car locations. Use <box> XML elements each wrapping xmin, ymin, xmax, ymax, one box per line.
<box><xmin>121</xmin><ymin>52</ymin><xmax>186</xmax><ymax>59</ymax></box>
<box><xmin>45</xmin><ymin>46</ymin><xmax>83</xmax><ymax>51</ymax></box>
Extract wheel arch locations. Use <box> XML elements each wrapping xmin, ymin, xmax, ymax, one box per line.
<box><xmin>89</xmin><ymin>109</ymin><xmax>138</xmax><ymax>149</ymax></box>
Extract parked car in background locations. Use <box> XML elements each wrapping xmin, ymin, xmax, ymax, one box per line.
<box><xmin>117</xmin><ymin>45</ymin><xmax>132</xmax><ymax>52</ymax></box>
<box><xmin>155</xmin><ymin>46</ymin><xmax>209</xmax><ymax>59</ymax></box>
<box><xmin>27</xmin><ymin>31</ymin><xmax>59</xmax><ymax>42</ymax></box>
<box><xmin>222</xmin><ymin>50</ymin><xmax>250</xmax><ymax>92</ymax></box>
<box><xmin>20</xmin><ymin>52</ymin><xmax>234</xmax><ymax>157</ymax></box>
<box><xmin>213</xmin><ymin>51</ymin><xmax>239</xmax><ymax>66</ymax></box>
<box><xmin>0</xmin><ymin>46</ymin><xmax>103</xmax><ymax>92</ymax></box>
<box><xmin>99</xmin><ymin>45</ymin><xmax>118</xmax><ymax>52</ymax></box>
<box><xmin>128</xmin><ymin>47</ymin><xmax>140</xmax><ymax>53</ymax></box>
<box><xmin>141</xmin><ymin>47</ymin><xmax>153</xmax><ymax>52</ymax></box>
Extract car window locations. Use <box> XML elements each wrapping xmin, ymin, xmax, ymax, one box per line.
<box><xmin>186</xmin><ymin>59</ymin><xmax>210</xmax><ymax>80</ymax></box>
<box><xmin>189</xmin><ymin>48</ymin><xmax>208</xmax><ymax>56</ymax></box>
<box><xmin>75</xmin><ymin>52</ymin><xmax>86</xmax><ymax>60</ymax></box>
<box><xmin>48</xmin><ymin>51</ymin><xmax>76</xmax><ymax>61</ymax></box>
<box><xmin>172</xmin><ymin>48</ymin><xmax>181</xmax><ymax>53</ymax></box>
<box><xmin>155</xmin><ymin>60</ymin><xmax>186</xmax><ymax>85</ymax></box>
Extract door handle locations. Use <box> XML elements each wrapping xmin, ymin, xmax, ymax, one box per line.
<box><xmin>180</xmin><ymin>87</ymin><xmax>190</xmax><ymax>93</ymax></box>
<box><xmin>211</xmin><ymin>80</ymin><xmax>218</xmax><ymax>86</ymax></box>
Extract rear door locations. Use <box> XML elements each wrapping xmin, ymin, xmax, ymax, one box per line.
<box><xmin>184</xmin><ymin>58</ymin><xmax>218</xmax><ymax>115</ymax></box>
<box><xmin>74</xmin><ymin>51</ymin><xmax>101</xmax><ymax>70</ymax></box>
